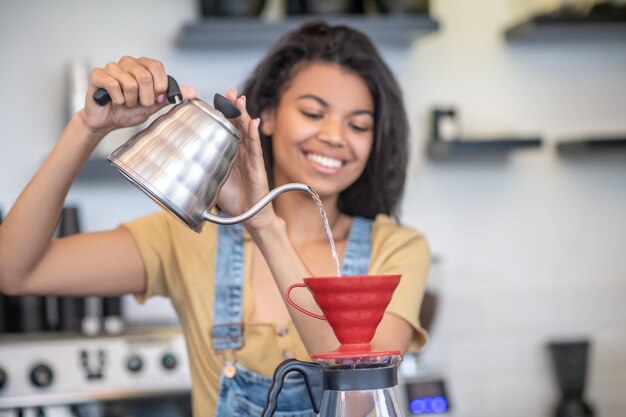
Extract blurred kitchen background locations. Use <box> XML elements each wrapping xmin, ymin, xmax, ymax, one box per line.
<box><xmin>0</xmin><ymin>0</ymin><xmax>625</xmax><ymax>416</ymax></box>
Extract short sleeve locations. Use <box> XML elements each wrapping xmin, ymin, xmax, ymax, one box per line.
<box><xmin>369</xmin><ymin>215</ymin><xmax>431</xmax><ymax>351</ymax></box>
<box><xmin>120</xmin><ymin>211</ymin><xmax>173</xmax><ymax>303</ymax></box>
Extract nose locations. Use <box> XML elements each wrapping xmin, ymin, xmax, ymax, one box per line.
<box><xmin>317</xmin><ymin>117</ymin><xmax>344</xmax><ymax>148</ymax></box>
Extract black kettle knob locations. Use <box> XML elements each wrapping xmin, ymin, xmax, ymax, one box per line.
<box><xmin>213</xmin><ymin>94</ymin><xmax>241</xmax><ymax>119</ymax></box>
<box><xmin>93</xmin><ymin>75</ymin><xmax>182</xmax><ymax>106</ymax></box>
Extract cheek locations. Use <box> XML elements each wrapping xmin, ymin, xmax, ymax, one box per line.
<box><xmin>354</xmin><ymin>137</ymin><xmax>374</xmax><ymax>164</ymax></box>
<box><xmin>273</xmin><ymin>119</ymin><xmax>319</xmax><ymax>149</ymax></box>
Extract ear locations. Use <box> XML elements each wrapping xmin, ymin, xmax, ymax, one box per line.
<box><xmin>260</xmin><ymin>109</ymin><xmax>275</xmax><ymax>136</ymax></box>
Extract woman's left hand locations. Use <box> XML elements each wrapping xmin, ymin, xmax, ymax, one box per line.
<box><xmin>215</xmin><ymin>89</ymin><xmax>277</xmax><ymax>231</ymax></box>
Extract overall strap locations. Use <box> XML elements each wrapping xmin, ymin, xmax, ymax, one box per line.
<box><xmin>211</xmin><ymin>216</ymin><xmax>373</xmax><ymax>349</ymax></box>
<box><xmin>212</xmin><ymin>223</ymin><xmax>245</xmax><ymax>351</ymax></box>
<box><xmin>341</xmin><ymin>216</ymin><xmax>373</xmax><ymax>277</ymax></box>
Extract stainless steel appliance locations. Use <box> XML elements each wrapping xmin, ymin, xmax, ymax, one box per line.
<box><xmin>0</xmin><ymin>327</ymin><xmax>191</xmax><ymax>417</ymax></box>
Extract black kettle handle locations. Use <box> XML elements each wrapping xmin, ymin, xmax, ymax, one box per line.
<box><xmin>261</xmin><ymin>359</ymin><xmax>323</xmax><ymax>417</ymax></box>
<box><xmin>213</xmin><ymin>93</ymin><xmax>241</xmax><ymax>119</ymax></box>
<box><xmin>93</xmin><ymin>75</ymin><xmax>183</xmax><ymax>106</ymax></box>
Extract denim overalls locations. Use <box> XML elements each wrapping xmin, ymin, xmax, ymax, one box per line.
<box><xmin>211</xmin><ymin>217</ymin><xmax>373</xmax><ymax>417</ymax></box>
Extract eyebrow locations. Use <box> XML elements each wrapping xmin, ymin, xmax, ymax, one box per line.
<box><xmin>297</xmin><ymin>94</ymin><xmax>374</xmax><ymax>117</ymax></box>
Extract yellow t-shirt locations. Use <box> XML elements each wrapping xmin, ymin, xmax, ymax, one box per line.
<box><xmin>122</xmin><ymin>211</ymin><xmax>430</xmax><ymax>417</ymax></box>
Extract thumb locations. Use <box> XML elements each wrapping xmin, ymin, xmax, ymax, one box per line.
<box><xmin>180</xmin><ymin>86</ymin><xmax>198</xmax><ymax>101</ymax></box>
<box><xmin>150</xmin><ymin>85</ymin><xmax>198</xmax><ymax>112</ymax></box>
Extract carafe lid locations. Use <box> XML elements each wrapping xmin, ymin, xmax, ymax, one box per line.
<box><xmin>317</xmin><ymin>354</ymin><xmax>400</xmax><ymax>391</ymax></box>
<box><xmin>311</xmin><ymin>347</ymin><xmax>401</xmax><ymax>360</ymax></box>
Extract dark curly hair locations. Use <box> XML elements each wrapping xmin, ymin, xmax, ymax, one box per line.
<box><xmin>242</xmin><ymin>21</ymin><xmax>409</xmax><ymax>220</ymax></box>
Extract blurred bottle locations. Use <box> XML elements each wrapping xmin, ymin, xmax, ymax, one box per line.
<box><xmin>200</xmin><ymin>0</ymin><xmax>266</xmax><ymax>16</ymax></box>
<box><xmin>103</xmin><ymin>296</ymin><xmax>124</xmax><ymax>334</ymax></box>
<box><xmin>5</xmin><ymin>296</ymin><xmax>48</xmax><ymax>333</ymax></box>
<box><xmin>548</xmin><ymin>340</ymin><xmax>594</xmax><ymax>417</ymax></box>
<box><xmin>286</xmin><ymin>0</ymin><xmax>354</xmax><ymax>14</ymax></box>
<box><xmin>374</xmin><ymin>0</ymin><xmax>430</xmax><ymax>14</ymax></box>
<box><xmin>285</xmin><ymin>0</ymin><xmax>307</xmax><ymax>14</ymax></box>
<box><xmin>56</xmin><ymin>207</ymin><xmax>85</xmax><ymax>333</ymax></box>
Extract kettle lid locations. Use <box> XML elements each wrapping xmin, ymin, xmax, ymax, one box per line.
<box><xmin>189</xmin><ymin>98</ymin><xmax>241</xmax><ymax>140</ymax></box>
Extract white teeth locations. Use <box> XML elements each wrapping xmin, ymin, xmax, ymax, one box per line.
<box><xmin>306</xmin><ymin>153</ymin><xmax>342</xmax><ymax>169</ymax></box>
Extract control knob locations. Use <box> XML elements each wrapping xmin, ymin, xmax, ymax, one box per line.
<box><xmin>161</xmin><ymin>353</ymin><xmax>178</xmax><ymax>370</ymax></box>
<box><xmin>126</xmin><ymin>354</ymin><xmax>143</xmax><ymax>373</ymax></box>
<box><xmin>30</xmin><ymin>363</ymin><xmax>54</xmax><ymax>388</ymax></box>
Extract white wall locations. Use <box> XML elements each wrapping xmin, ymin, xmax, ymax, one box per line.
<box><xmin>404</xmin><ymin>1</ymin><xmax>626</xmax><ymax>416</ymax></box>
<box><xmin>1</xmin><ymin>0</ymin><xmax>625</xmax><ymax>416</ymax></box>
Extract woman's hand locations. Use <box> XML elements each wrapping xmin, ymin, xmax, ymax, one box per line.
<box><xmin>215</xmin><ymin>89</ymin><xmax>277</xmax><ymax>232</ymax></box>
<box><xmin>77</xmin><ymin>56</ymin><xmax>197</xmax><ymax>145</ymax></box>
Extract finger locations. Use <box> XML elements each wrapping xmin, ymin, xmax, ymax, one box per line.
<box><xmin>90</xmin><ymin>67</ymin><xmax>125</xmax><ymax>106</ymax></box>
<box><xmin>223</xmin><ymin>88</ymin><xmax>237</xmax><ymax>103</ymax></box>
<box><xmin>247</xmin><ymin>118</ymin><xmax>263</xmax><ymax>161</ymax></box>
<box><xmin>104</xmin><ymin>62</ymin><xmax>140</xmax><ymax>107</ymax></box>
<box><xmin>180</xmin><ymin>86</ymin><xmax>198</xmax><ymax>101</ymax></box>
<box><xmin>138</xmin><ymin>57</ymin><xmax>168</xmax><ymax>94</ymax></box>
<box><xmin>239</xmin><ymin>117</ymin><xmax>261</xmax><ymax>163</ymax></box>
<box><xmin>235</xmin><ymin>95</ymin><xmax>252</xmax><ymax>123</ymax></box>
<box><xmin>119</xmin><ymin>56</ymin><xmax>156</xmax><ymax>107</ymax></box>
<box><xmin>98</xmin><ymin>62</ymin><xmax>137</xmax><ymax>107</ymax></box>
<box><xmin>220</xmin><ymin>90</ymin><xmax>253</xmax><ymax>145</ymax></box>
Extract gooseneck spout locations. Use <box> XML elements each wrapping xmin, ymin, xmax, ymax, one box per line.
<box><xmin>201</xmin><ymin>183</ymin><xmax>313</xmax><ymax>225</ymax></box>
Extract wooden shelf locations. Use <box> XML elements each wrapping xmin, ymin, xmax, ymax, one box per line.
<box><xmin>426</xmin><ymin>137</ymin><xmax>542</xmax><ymax>162</ymax></box>
<box><xmin>556</xmin><ymin>135</ymin><xmax>626</xmax><ymax>155</ymax></box>
<box><xmin>505</xmin><ymin>5</ymin><xmax>626</xmax><ymax>41</ymax></box>
<box><xmin>176</xmin><ymin>15</ymin><xmax>439</xmax><ymax>49</ymax></box>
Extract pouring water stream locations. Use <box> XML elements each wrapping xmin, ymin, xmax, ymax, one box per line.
<box><xmin>308</xmin><ymin>189</ymin><xmax>342</xmax><ymax>277</ymax></box>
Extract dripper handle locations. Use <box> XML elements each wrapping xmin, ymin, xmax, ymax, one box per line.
<box><xmin>286</xmin><ymin>284</ymin><xmax>326</xmax><ymax>321</ymax></box>
<box><xmin>261</xmin><ymin>359</ymin><xmax>323</xmax><ymax>417</ymax></box>
<box><xmin>201</xmin><ymin>183</ymin><xmax>312</xmax><ymax>225</ymax></box>
<box><xmin>93</xmin><ymin>75</ymin><xmax>182</xmax><ymax>106</ymax></box>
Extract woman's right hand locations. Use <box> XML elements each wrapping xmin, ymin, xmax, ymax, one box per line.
<box><xmin>77</xmin><ymin>56</ymin><xmax>197</xmax><ymax>143</ymax></box>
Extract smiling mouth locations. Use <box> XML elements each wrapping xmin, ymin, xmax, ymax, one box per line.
<box><xmin>305</xmin><ymin>152</ymin><xmax>344</xmax><ymax>169</ymax></box>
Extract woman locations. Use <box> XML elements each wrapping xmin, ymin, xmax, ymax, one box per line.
<box><xmin>0</xmin><ymin>21</ymin><xmax>429</xmax><ymax>416</ymax></box>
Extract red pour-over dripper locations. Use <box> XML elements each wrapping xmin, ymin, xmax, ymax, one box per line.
<box><xmin>286</xmin><ymin>274</ymin><xmax>402</xmax><ymax>359</ymax></box>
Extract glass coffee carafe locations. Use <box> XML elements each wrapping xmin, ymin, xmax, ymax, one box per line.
<box><xmin>263</xmin><ymin>354</ymin><xmax>404</xmax><ymax>416</ymax></box>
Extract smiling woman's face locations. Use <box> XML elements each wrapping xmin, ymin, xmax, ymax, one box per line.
<box><xmin>261</xmin><ymin>62</ymin><xmax>374</xmax><ymax>200</ymax></box>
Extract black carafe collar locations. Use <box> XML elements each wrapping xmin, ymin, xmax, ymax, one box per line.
<box><xmin>323</xmin><ymin>365</ymin><xmax>398</xmax><ymax>391</ymax></box>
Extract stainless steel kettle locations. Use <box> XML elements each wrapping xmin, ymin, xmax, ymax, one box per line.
<box><xmin>93</xmin><ymin>76</ymin><xmax>311</xmax><ymax>232</ymax></box>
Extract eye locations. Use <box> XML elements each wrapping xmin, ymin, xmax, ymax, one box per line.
<box><xmin>349</xmin><ymin>123</ymin><xmax>372</xmax><ymax>133</ymax></box>
<box><xmin>301</xmin><ymin>110</ymin><xmax>323</xmax><ymax>120</ymax></box>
